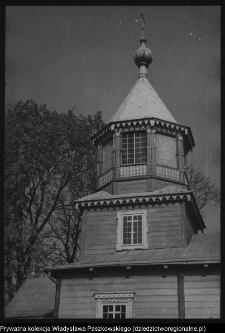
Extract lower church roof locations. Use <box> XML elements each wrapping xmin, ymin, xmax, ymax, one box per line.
<box><xmin>50</xmin><ymin>233</ymin><xmax>220</xmax><ymax>272</ymax></box>
<box><xmin>76</xmin><ymin>185</ymin><xmax>190</xmax><ymax>203</ymax></box>
<box><xmin>5</xmin><ymin>277</ymin><xmax>56</xmax><ymax>318</ymax></box>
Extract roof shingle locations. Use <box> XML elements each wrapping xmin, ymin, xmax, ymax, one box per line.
<box><xmin>109</xmin><ymin>76</ymin><xmax>177</xmax><ymax>124</ymax></box>
<box><xmin>5</xmin><ymin>277</ymin><xmax>56</xmax><ymax>318</ymax></box>
<box><xmin>52</xmin><ymin>233</ymin><xmax>220</xmax><ymax>272</ymax></box>
<box><xmin>76</xmin><ymin>185</ymin><xmax>190</xmax><ymax>203</ymax></box>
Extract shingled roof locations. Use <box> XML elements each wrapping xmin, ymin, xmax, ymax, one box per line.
<box><xmin>5</xmin><ymin>277</ymin><xmax>56</xmax><ymax>318</ymax></box>
<box><xmin>76</xmin><ymin>185</ymin><xmax>190</xmax><ymax>203</ymax></box>
<box><xmin>50</xmin><ymin>233</ymin><xmax>220</xmax><ymax>272</ymax></box>
<box><xmin>109</xmin><ymin>76</ymin><xmax>177</xmax><ymax>124</ymax></box>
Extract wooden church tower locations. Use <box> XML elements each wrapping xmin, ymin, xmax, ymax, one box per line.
<box><xmin>49</xmin><ymin>16</ymin><xmax>220</xmax><ymax>319</ymax></box>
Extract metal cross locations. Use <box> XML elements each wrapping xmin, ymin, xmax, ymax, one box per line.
<box><xmin>141</xmin><ymin>13</ymin><xmax>145</xmax><ymax>38</ymax></box>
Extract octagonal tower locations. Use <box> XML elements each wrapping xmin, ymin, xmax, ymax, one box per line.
<box><xmin>91</xmin><ymin>24</ymin><xmax>194</xmax><ymax>195</ymax></box>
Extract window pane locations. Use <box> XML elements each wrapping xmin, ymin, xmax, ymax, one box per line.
<box><xmin>102</xmin><ymin>303</ymin><xmax>127</xmax><ymax>319</ymax></box>
<box><xmin>121</xmin><ymin>132</ymin><xmax>147</xmax><ymax>165</ymax></box>
<box><xmin>121</xmin><ymin>305</ymin><xmax>126</xmax><ymax>312</ymax></box>
<box><xmin>115</xmin><ymin>305</ymin><xmax>120</xmax><ymax>311</ymax></box>
<box><xmin>135</xmin><ymin>132</ymin><xmax>147</xmax><ymax>164</ymax></box>
<box><xmin>123</xmin><ymin>218</ymin><xmax>132</xmax><ymax>244</ymax></box>
<box><xmin>122</xmin><ymin>214</ymin><xmax>143</xmax><ymax>246</ymax></box>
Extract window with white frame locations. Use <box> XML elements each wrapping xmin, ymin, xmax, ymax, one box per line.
<box><xmin>102</xmin><ymin>304</ymin><xmax>126</xmax><ymax>319</ymax></box>
<box><xmin>116</xmin><ymin>210</ymin><xmax>148</xmax><ymax>251</ymax></box>
<box><xmin>94</xmin><ymin>292</ymin><xmax>135</xmax><ymax>319</ymax></box>
<box><xmin>121</xmin><ymin>132</ymin><xmax>147</xmax><ymax>165</ymax></box>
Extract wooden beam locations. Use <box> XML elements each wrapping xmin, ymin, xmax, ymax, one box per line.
<box><xmin>180</xmin><ymin>201</ymin><xmax>187</xmax><ymax>246</ymax></box>
<box><xmin>125</xmin><ymin>266</ymin><xmax>132</xmax><ymax>278</ymax></box>
<box><xmin>55</xmin><ymin>279</ymin><xmax>61</xmax><ymax>319</ymax></box>
<box><xmin>177</xmin><ymin>271</ymin><xmax>185</xmax><ymax>318</ymax></box>
<box><xmin>89</xmin><ymin>267</ymin><xmax>94</xmax><ymax>280</ymax></box>
<box><xmin>80</xmin><ymin>209</ymin><xmax>88</xmax><ymax>261</ymax></box>
<box><xmin>162</xmin><ymin>265</ymin><xmax>168</xmax><ymax>278</ymax></box>
<box><xmin>202</xmin><ymin>264</ymin><xmax>209</xmax><ymax>277</ymax></box>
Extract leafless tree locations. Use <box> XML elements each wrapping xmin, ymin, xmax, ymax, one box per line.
<box><xmin>188</xmin><ymin>163</ymin><xmax>220</xmax><ymax>211</ymax></box>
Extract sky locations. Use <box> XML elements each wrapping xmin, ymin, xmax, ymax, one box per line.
<box><xmin>6</xmin><ymin>6</ymin><xmax>220</xmax><ymax>233</ymax></box>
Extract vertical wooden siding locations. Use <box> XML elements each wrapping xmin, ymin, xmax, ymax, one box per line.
<box><xmin>148</xmin><ymin>203</ymin><xmax>183</xmax><ymax>248</ymax></box>
<box><xmin>83</xmin><ymin>203</ymin><xmax>183</xmax><ymax>259</ymax></box>
<box><xmin>156</xmin><ymin>134</ymin><xmax>177</xmax><ymax>169</ymax></box>
<box><xmin>58</xmin><ymin>271</ymin><xmax>178</xmax><ymax>319</ymax></box>
<box><xmin>117</xmin><ymin>179</ymin><xmax>148</xmax><ymax>194</ymax></box>
<box><xmin>102</xmin><ymin>140</ymin><xmax>113</xmax><ymax>174</ymax></box>
<box><xmin>184</xmin><ymin>270</ymin><xmax>220</xmax><ymax>319</ymax></box>
<box><xmin>184</xmin><ymin>212</ymin><xmax>196</xmax><ymax>245</ymax></box>
<box><xmin>100</xmin><ymin>183</ymin><xmax>112</xmax><ymax>194</ymax></box>
<box><xmin>154</xmin><ymin>179</ymin><xmax>186</xmax><ymax>191</ymax></box>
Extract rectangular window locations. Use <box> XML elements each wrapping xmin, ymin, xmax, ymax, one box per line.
<box><xmin>123</xmin><ymin>214</ymin><xmax>143</xmax><ymax>245</ymax></box>
<box><xmin>103</xmin><ymin>304</ymin><xmax>126</xmax><ymax>319</ymax></box>
<box><xmin>116</xmin><ymin>210</ymin><xmax>148</xmax><ymax>251</ymax></box>
<box><xmin>95</xmin><ymin>292</ymin><xmax>135</xmax><ymax>319</ymax></box>
<box><xmin>121</xmin><ymin>132</ymin><xmax>147</xmax><ymax>165</ymax></box>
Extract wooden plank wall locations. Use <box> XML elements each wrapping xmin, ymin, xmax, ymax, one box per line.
<box><xmin>156</xmin><ymin>134</ymin><xmax>177</xmax><ymax>169</ymax></box>
<box><xmin>84</xmin><ymin>207</ymin><xmax>117</xmax><ymax>259</ymax></box>
<box><xmin>148</xmin><ymin>203</ymin><xmax>183</xmax><ymax>248</ymax></box>
<box><xmin>100</xmin><ymin>183</ymin><xmax>112</xmax><ymax>194</ymax></box>
<box><xmin>83</xmin><ymin>203</ymin><xmax>183</xmax><ymax>259</ymax></box>
<box><xmin>58</xmin><ymin>270</ymin><xmax>178</xmax><ymax>319</ymax></box>
<box><xmin>184</xmin><ymin>210</ymin><xmax>196</xmax><ymax>245</ymax></box>
<box><xmin>154</xmin><ymin>179</ymin><xmax>186</xmax><ymax>191</ymax></box>
<box><xmin>102</xmin><ymin>140</ymin><xmax>113</xmax><ymax>174</ymax></box>
<box><xmin>117</xmin><ymin>179</ymin><xmax>147</xmax><ymax>194</ymax></box>
<box><xmin>184</xmin><ymin>269</ymin><xmax>220</xmax><ymax>319</ymax></box>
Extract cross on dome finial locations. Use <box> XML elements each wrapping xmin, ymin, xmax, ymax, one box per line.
<box><xmin>133</xmin><ymin>13</ymin><xmax>153</xmax><ymax>77</ymax></box>
<box><xmin>141</xmin><ymin>13</ymin><xmax>145</xmax><ymax>39</ymax></box>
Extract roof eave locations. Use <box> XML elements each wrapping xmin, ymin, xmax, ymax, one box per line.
<box><xmin>48</xmin><ymin>258</ymin><xmax>220</xmax><ymax>273</ymax></box>
<box><xmin>75</xmin><ymin>189</ymin><xmax>192</xmax><ymax>207</ymax></box>
<box><xmin>91</xmin><ymin>118</ymin><xmax>194</xmax><ymax>150</ymax></box>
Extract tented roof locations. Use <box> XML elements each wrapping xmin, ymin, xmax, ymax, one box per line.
<box><xmin>109</xmin><ymin>76</ymin><xmax>177</xmax><ymax>124</ymax></box>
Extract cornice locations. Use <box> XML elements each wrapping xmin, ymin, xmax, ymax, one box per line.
<box><xmin>75</xmin><ymin>192</ymin><xmax>191</xmax><ymax>209</ymax></box>
<box><xmin>48</xmin><ymin>257</ymin><xmax>220</xmax><ymax>273</ymax></box>
<box><xmin>91</xmin><ymin>118</ymin><xmax>194</xmax><ymax>151</ymax></box>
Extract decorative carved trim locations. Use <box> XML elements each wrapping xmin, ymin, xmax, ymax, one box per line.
<box><xmin>120</xmin><ymin>164</ymin><xmax>147</xmax><ymax>177</ymax></box>
<box><xmin>94</xmin><ymin>292</ymin><xmax>135</xmax><ymax>299</ymax></box>
<box><xmin>92</xmin><ymin>118</ymin><xmax>191</xmax><ymax>148</ymax></box>
<box><xmin>156</xmin><ymin>165</ymin><xmax>180</xmax><ymax>181</ymax></box>
<box><xmin>95</xmin><ymin>292</ymin><xmax>135</xmax><ymax>318</ymax></box>
<box><xmin>76</xmin><ymin>193</ymin><xmax>191</xmax><ymax>208</ymax></box>
<box><xmin>114</xmin><ymin>131</ymin><xmax>121</xmax><ymax>137</ymax></box>
<box><xmin>99</xmin><ymin>169</ymin><xmax>113</xmax><ymax>187</ymax></box>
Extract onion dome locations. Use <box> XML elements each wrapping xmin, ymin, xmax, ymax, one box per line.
<box><xmin>133</xmin><ymin>14</ymin><xmax>153</xmax><ymax>77</ymax></box>
<box><xmin>133</xmin><ymin>38</ymin><xmax>153</xmax><ymax>69</ymax></box>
